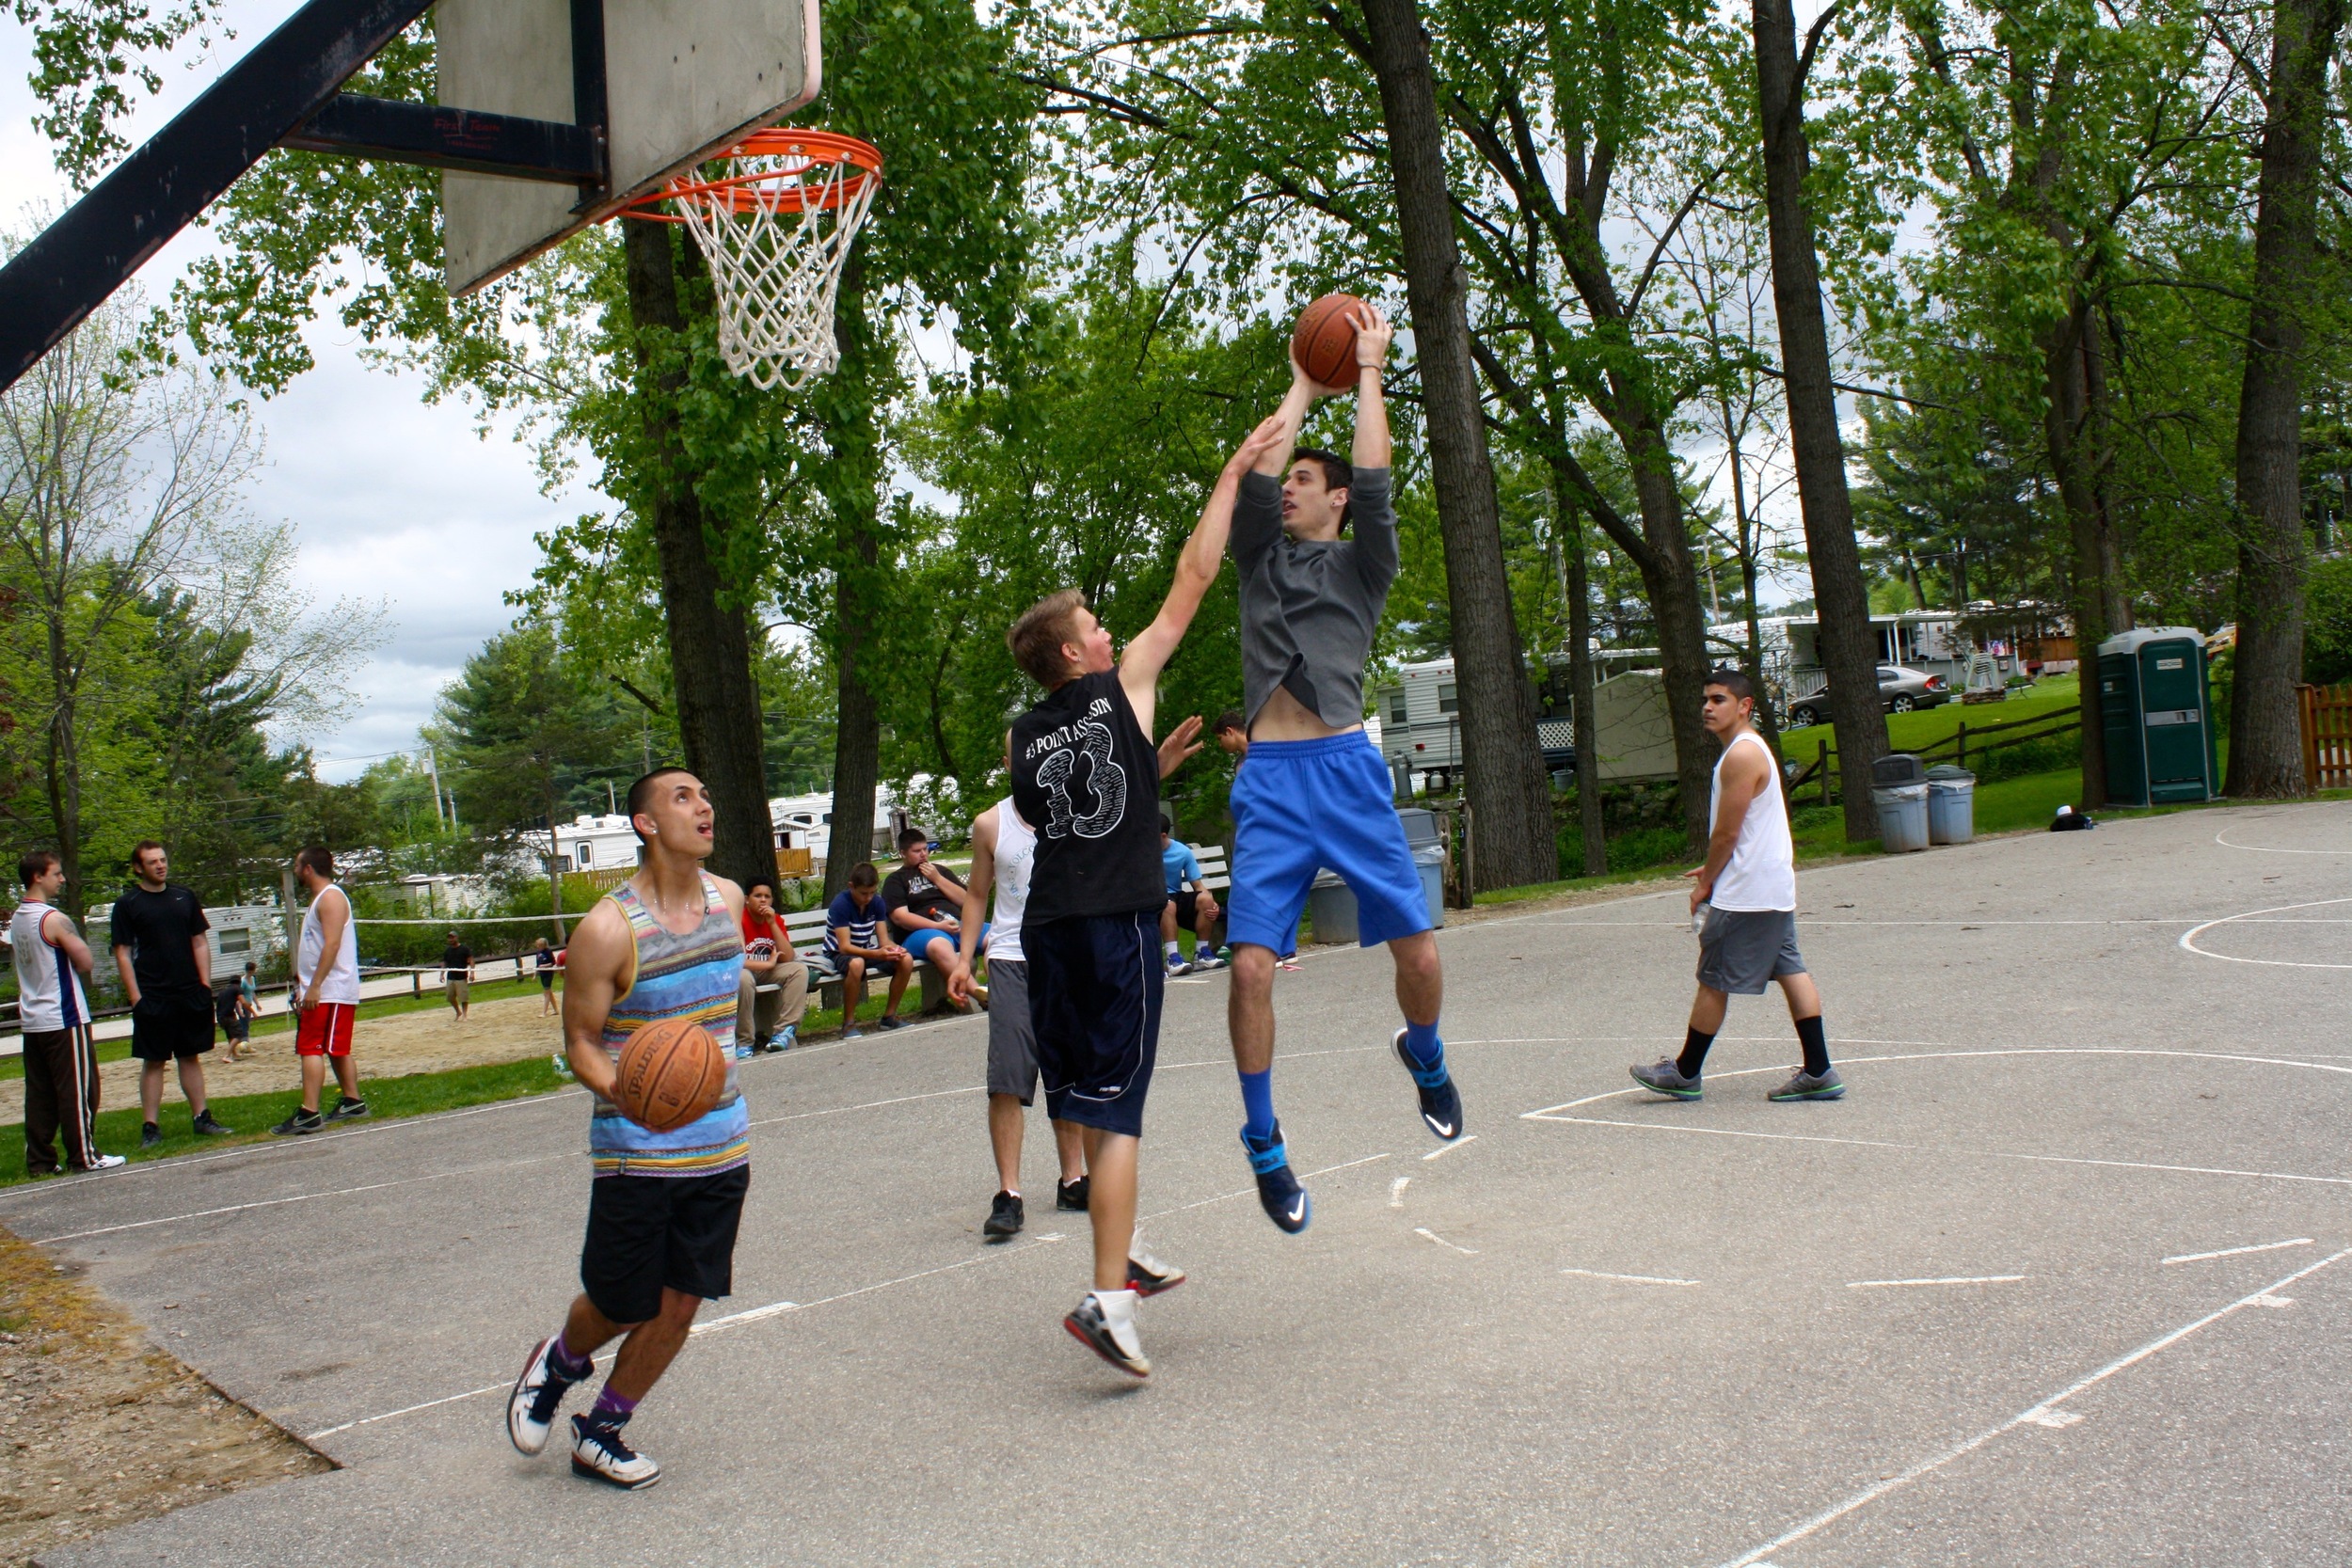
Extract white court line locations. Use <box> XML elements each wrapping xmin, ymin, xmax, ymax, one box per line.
<box><xmin>2163</xmin><ymin>1238</ymin><xmax>2313</xmax><ymax>1266</ymax></box>
<box><xmin>1389</xmin><ymin>1178</ymin><xmax>1409</xmax><ymax>1208</ymax></box>
<box><xmin>1521</xmin><ymin>1045</ymin><xmax>2352</xmax><ymax>1118</ymax></box>
<box><xmin>746</xmin><ymin>1085</ymin><xmax>980</xmax><ymax>1129</ymax></box>
<box><xmin>1561</xmin><ymin>1267</ymin><xmax>1698</xmax><ymax>1287</ymax></box>
<box><xmin>2179</xmin><ymin>897</ymin><xmax>2352</xmax><ymax>970</ymax></box>
<box><xmin>302</xmin><ymin>1150</ymin><xmax>1397</xmax><ymax>1442</ymax></box>
<box><xmin>26</xmin><ymin>1153</ymin><xmax>572</xmax><ymax>1245</ymax></box>
<box><xmin>1423</xmin><ymin>1134</ymin><xmax>1477</xmax><ymax>1162</ymax></box>
<box><xmin>1710</xmin><ymin>1245</ymin><xmax>2352</xmax><ymax>1568</ymax></box>
<box><xmin>1848</xmin><ymin>1275</ymin><xmax>2026</xmax><ymax>1290</ymax></box>
<box><xmin>1534</xmin><ymin>1114</ymin><xmax>2352</xmax><ymax>1189</ymax></box>
<box><xmin>1414</xmin><ymin>1227</ymin><xmax>1479</xmax><ymax>1256</ymax></box>
<box><xmin>2215</xmin><ymin>806</ymin><xmax>2352</xmax><ymax>854</ymax></box>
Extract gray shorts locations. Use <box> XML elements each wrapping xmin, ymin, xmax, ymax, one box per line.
<box><xmin>984</xmin><ymin>958</ymin><xmax>1039</xmax><ymax>1102</ymax></box>
<box><xmin>1696</xmin><ymin>908</ymin><xmax>1807</xmax><ymax>995</ymax></box>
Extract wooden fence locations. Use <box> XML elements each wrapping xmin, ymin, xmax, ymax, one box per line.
<box><xmin>2304</xmin><ymin>684</ymin><xmax>2352</xmax><ymax>790</ymax></box>
<box><xmin>1787</xmin><ymin>708</ymin><xmax>2081</xmax><ymax>806</ymax></box>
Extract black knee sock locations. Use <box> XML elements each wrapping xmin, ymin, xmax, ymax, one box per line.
<box><xmin>1795</xmin><ymin>1015</ymin><xmax>1830</xmax><ymax>1078</ymax></box>
<box><xmin>1677</xmin><ymin>1027</ymin><xmax>1716</xmax><ymax>1079</ymax></box>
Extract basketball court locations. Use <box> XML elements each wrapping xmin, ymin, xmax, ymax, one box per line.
<box><xmin>3</xmin><ymin>800</ymin><xmax>2344</xmax><ymax>1565</ymax></box>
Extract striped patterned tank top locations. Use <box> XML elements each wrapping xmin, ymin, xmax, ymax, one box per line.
<box><xmin>589</xmin><ymin>873</ymin><xmax>750</xmax><ymax>1178</ymax></box>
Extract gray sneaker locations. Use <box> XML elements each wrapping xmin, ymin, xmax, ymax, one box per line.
<box><xmin>1768</xmin><ymin>1069</ymin><xmax>1846</xmax><ymax>1101</ymax></box>
<box><xmin>1629</xmin><ymin>1060</ymin><xmax>1703</xmax><ymax>1100</ymax></box>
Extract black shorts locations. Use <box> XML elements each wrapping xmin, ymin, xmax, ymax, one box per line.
<box><xmin>539</xmin><ymin>972</ymin><xmax>555</xmax><ymax>990</ymax></box>
<box><xmin>580</xmin><ymin>1167</ymin><xmax>749</xmax><ymax>1324</ymax></box>
<box><xmin>1169</xmin><ymin>895</ymin><xmax>1216</xmax><ymax>934</ymax></box>
<box><xmin>1025</xmin><ymin>910</ymin><xmax>1163</xmax><ymax>1138</ymax></box>
<box><xmin>131</xmin><ymin>992</ymin><xmax>215</xmax><ymax>1062</ymax></box>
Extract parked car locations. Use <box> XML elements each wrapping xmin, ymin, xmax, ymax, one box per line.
<box><xmin>1787</xmin><ymin>664</ymin><xmax>1951</xmax><ymax>727</ymax></box>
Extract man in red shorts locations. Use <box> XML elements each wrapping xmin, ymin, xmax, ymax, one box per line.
<box><xmin>273</xmin><ymin>847</ymin><xmax>369</xmax><ymax>1135</ymax></box>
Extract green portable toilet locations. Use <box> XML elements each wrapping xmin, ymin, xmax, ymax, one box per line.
<box><xmin>2097</xmin><ymin>627</ymin><xmax>2218</xmax><ymax>805</ymax></box>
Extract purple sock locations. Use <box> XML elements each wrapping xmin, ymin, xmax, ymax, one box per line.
<box><xmin>548</xmin><ymin>1333</ymin><xmax>592</xmax><ymax>1381</ymax></box>
<box><xmin>592</xmin><ymin>1386</ymin><xmax>639</xmax><ymax>1421</ymax></box>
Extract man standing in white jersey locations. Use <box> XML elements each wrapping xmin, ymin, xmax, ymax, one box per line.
<box><xmin>1630</xmin><ymin>669</ymin><xmax>1845</xmax><ymax>1102</ymax></box>
<box><xmin>274</xmin><ymin>847</ymin><xmax>370</xmax><ymax>1135</ymax></box>
<box><xmin>11</xmin><ymin>850</ymin><xmax>123</xmax><ymax>1174</ymax></box>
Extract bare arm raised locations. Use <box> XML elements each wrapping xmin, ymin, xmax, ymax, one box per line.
<box><xmin>1120</xmin><ymin>415</ymin><xmax>1290</xmax><ymax>736</ymax></box>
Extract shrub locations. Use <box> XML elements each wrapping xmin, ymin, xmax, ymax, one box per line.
<box><xmin>2308</xmin><ymin>557</ymin><xmax>2352</xmax><ymax>686</ymax></box>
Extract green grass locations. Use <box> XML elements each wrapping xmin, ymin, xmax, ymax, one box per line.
<box><xmin>1777</xmin><ymin>674</ymin><xmax>2082</xmax><ymax>766</ymax></box>
<box><xmin>1</xmin><ymin>1054</ymin><xmax>576</xmax><ymax>1189</ymax></box>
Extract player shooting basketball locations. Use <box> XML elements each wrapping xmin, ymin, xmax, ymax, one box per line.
<box><xmin>506</xmin><ymin>768</ymin><xmax>751</xmax><ymax>1489</ymax></box>
<box><xmin>1224</xmin><ymin>301</ymin><xmax>1462</xmax><ymax>1236</ymax></box>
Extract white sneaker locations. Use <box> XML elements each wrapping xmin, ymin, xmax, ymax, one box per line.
<box><xmin>1166</xmin><ymin>958</ymin><xmax>1193</xmax><ymax>977</ymax></box>
<box><xmin>83</xmin><ymin>1154</ymin><xmax>128</xmax><ymax>1171</ymax></box>
<box><xmin>1063</xmin><ymin>1293</ymin><xmax>1150</xmax><ymax>1377</ymax></box>
<box><xmin>506</xmin><ymin>1336</ymin><xmax>583</xmax><ymax>1456</ymax></box>
<box><xmin>570</xmin><ymin>1414</ymin><xmax>660</xmax><ymax>1488</ymax></box>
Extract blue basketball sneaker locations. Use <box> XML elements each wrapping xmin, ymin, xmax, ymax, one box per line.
<box><xmin>1392</xmin><ymin>1028</ymin><xmax>1462</xmax><ymax>1141</ymax></box>
<box><xmin>1242</xmin><ymin>1123</ymin><xmax>1311</xmax><ymax>1233</ymax></box>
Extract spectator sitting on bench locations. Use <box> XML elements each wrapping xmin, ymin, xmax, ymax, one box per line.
<box><xmin>824</xmin><ymin>863</ymin><xmax>912</xmax><ymax>1038</ymax></box>
<box><xmin>883</xmin><ymin>829</ymin><xmax>989</xmax><ymax>987</ymax></box>
<box><xmin>1161</xmin><ymin>820</ymin><xmax>1226</xmax><ymax>975</ymax></box>
<box><xmin>738</xmin><ymin>874</ymin><xmax>811</xmax><ymax>1056</ymax></box>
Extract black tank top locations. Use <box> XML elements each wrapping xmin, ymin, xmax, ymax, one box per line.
<box><xmin>1011</xmin><ymin>671</ymin><xmax>1164</xmax><ymax>924</ymax></box>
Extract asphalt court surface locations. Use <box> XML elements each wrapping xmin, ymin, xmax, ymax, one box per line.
<box><xmin>8</xmin><ymin>800</ymin><xmax>2349</xmax><ymax>1566</ymax></box>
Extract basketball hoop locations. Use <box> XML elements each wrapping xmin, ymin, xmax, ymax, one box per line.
<box><xmin>627</xmin><ymin>130</ymin><xmax>882</xmax><ymax>391</ymax></box>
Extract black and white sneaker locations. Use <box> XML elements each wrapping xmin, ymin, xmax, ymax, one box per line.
<box><xmin>1392</xmin><ymin>1028</ymin><xmax>1463</xmax><ymax>1141</ymax></box>
<box><xmin>983</xmin><ymin>1190</ymin><xmax>1024</xmax><ymax>1240</ymax></box>
<box><xmin>326</xmin><ymin>1097</ymin><xmax>370</xmax><ymax>1121</ymax></box>
<box><xmin>506</xmin><ymin>1336</ymin><xmax>586</xmax><ymax>1455</ymax></box>
<box><xmin>1063</xmin><ymin>1294</ymin><xmax>1150</xmax><ymax>1378</ymax></box>
<box><xmin>139</xmin><ymin>1122</ymin><xmax>162</xmax><ymax>1148</ymax></box>
<box><xmin>270</xmin><ymin>1108</ymin><xmax>323</xmax><ymax>1137</ymax></box>
<box><xmin>570</xmin><ymin>1413</ymin><xmax>660</xmax><ymax>1488</ymax></box>
<box><xmin>1242</xmin><ymin>1123</ymin><xmax>1311</xmax><ymax>1234</ymax></box>
<box><xmin>1057</xmin><ymin>1175</ymin><xmax>1090</xmax><ymax>1212</ymax></box>
<box><xmin>1126</xmin><ymin>1250</ymin><xmax>1185</xmax><ymax>1297</ymax></box>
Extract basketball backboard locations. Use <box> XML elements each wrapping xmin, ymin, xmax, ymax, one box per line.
<box><xmin>439</xmin><ymin>0</ymin><xmax>823</xmax><ymax>295</ymax></box>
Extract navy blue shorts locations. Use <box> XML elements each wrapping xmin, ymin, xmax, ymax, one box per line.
<box><xmin>1024</xmin><ymin>910</ymin><xmax>1163</xmax><ymax>1138</ymax></box>
<box><xmin>1228</xmin><ymin>731</ymin><xmax>1433</xmax><ymax>951</ymax></box>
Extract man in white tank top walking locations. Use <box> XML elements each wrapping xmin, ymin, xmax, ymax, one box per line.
<box><xmin>1630</xmin><ymin>669</ymin><xmax>1845</xmax><ymax>1102</ymax></box>
<box><xmin>273</xmin><ymin>847</ymin><xmax>370</xmax><ymax>1136</ymax></box>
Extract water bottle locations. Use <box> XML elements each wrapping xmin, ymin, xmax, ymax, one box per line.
<box><xmin>1691</xmin><ymin>899</ymin><xmax>1711</xmax><ymax>936</ymax></box>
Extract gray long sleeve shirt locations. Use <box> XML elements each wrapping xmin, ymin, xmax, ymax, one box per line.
<box><xmin>1232</xmin><ymin>466</ymin><xmax>1398</xmax><ymax>731</ymax></box>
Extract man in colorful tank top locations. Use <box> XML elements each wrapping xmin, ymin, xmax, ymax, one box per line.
<box><xmin>505</xmin><ymin>767</ymin><xmax>752</xmax><ymax>1489</ymax></box>
<box><xmin>1628</xmin><ymin>669</ymin><xmax>1845</xmax><ymax>1103</ymax></box>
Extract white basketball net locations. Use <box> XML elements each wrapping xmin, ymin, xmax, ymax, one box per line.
<box><xmin>664</xmin><ymin>134</ymin><xmax>882</xmax><ymax>391</ymax></box>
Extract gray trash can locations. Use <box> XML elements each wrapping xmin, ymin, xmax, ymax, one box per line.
<box><xmin>1925</xmin><ymin>765</ymin><xmax>1976</xmax><ymax>845</ymax></box>
<box><xmin>1412</xmin><ymin>845</ymin><xmax>1445</xmax><ymax>929</ymax></box>
<box><xmin>1872</xmin><ymin>782</ymin><xmax>1931</xmax><ymax>852</ymax></box>
<box><xmin>1308</xmin><ymin>869</ymin><xmax>1359</xmax><ymax>945</ymax></box>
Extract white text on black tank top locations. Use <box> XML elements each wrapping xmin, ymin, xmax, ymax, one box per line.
<box><xmin>1025</xmin><ymin>694</ymin><xmax>1129</xmax><ymax>840</ymax></box>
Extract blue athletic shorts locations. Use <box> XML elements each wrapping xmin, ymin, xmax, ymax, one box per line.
<box><xmin>1228</xmin><ymin>730</ymin><xmax>1432</xmax><ymax>951</ymax></box>
<box><xmin>1024</xmin><ymin>910</ymin><xmax>1163</xmax><ymax>1138</ymax></box>
<box><xmin>899</xmin><ymin>925</ymin><xmax>985</xmax><ymax>967</ymax></box>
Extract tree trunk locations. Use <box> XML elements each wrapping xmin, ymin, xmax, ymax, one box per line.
<box><xmin>621</xmin><ymin>220</ymin><xmax>773</xmax><ymax>891</ymax></box>
<box><xmin>1753</xmin><ymin>0</ymin><xmax>1890</xmax><ymax>841</ymax></box>
<box><xmin>816</xmin><ymin>256</ymin><xmax>887</xmax><ymax>898</ymax></box>
<box><xmin>1357</xmin><ymin>0</ymin><xmax>1557</xmax><ymax>892</ymax></box>
<box><xmin>1620</xmin><ymin>426</ymin><xmax>1716</xmax><ymax>851</ymax></box>
<box><xmin>1554</xmin><ymin>479</ymin><xmax>1606</xmax><ymax>877</ymax></box>
<box><xmin>2043</xmin><ymin>299</ymin><xmax>2125</xmax><ymax>806</ymax></box>
<box><xmin>2226</xmin><ymin>0</ymin><xmax>2345</xmax><ymax>798</ymax></box>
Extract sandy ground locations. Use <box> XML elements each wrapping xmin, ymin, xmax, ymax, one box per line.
<box><xmin>0</xmin><ymin>1225</ymin><xmax>329</xmax><ymax>1566</ymax></box>
<box><xmin>0</xmin><ymin>993</ymin><xmax>566</xmax><ymax>1129</ymax></box>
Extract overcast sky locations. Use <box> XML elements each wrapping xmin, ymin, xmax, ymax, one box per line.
<box><xmin>3</xmin><ymin>4</ymin><xmax>585</xmax><ymax>784</ymax></box>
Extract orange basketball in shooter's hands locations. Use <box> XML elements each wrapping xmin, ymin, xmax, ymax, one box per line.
<box><xmin>1292</xmin><ymin>293</ymin><xmax>1367</xmax><ymax>390</ymax></box>
<box><xmin>612</xmin><ymin>1018</ymin><xmax>727</xmax><ymax>1132</ymax></box>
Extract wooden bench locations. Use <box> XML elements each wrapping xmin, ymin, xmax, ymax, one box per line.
<box><xmin>782</xmin><ymin>905</ymin><xmax>960</xmax><ymax>1017</ymax></box>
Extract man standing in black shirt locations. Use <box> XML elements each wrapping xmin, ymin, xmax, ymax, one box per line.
<box><xmin>442</xmin><ymin>932</ymin><xmax>474</xmax><ymax>1020</ymax></box>
<box><xmin>948</xmin><ymin>413</ymin><xmax>1283</xmax><ymax>1379</ymax></box>
<box><xmin>110</xmin><ymin>842</ymin><xmax>232</xmax><ymax>1147</ymax></box>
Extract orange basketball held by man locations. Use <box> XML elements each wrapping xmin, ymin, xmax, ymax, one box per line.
<box><xmin>505</xmin><ymin>767</ymin><xmax>754</xmax><ymax>1490</ymax></box>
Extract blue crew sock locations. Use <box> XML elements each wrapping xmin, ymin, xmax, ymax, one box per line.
<box><xmin>1239</xmin><ymin>1069</ymin><xmax>1278</xmax><ymax>1143</ymax></box>
<box><xmin>1403</xmin><ymin>1019</ymin><xmax>1444</xmax><ymax>1071</ymax></box>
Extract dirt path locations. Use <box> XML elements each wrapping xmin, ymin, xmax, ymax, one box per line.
<box><xmin>0</xmin><ymin>992</ymin><xmax>565</xmax><ymax>1129</ymax></box>
<box><xmin>0</xmin><ymin>1225</ymin><xmax>328</xmax><ymax>1565</ymax></box>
